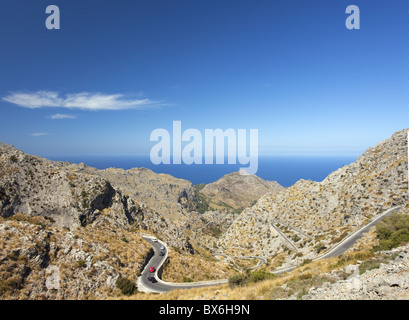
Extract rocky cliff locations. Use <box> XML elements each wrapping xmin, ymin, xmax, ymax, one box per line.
<box><xmin>0</xmin><ymin>143</ymin><xmax>136</xmax><ymax>229</ymax></box>
<box><xmin>79</xmin><ymin>165</ymin><xmax>199</xmax><ymax>217</ymax></box>
<box><xmin>0</xmin><ymin>143</ymin><xmax>236</xmax><ymax>299</ymax></box>
<box><xmin>0</xmin><ymin>143</ymin><xmax>201</xmax><ymax>251</ymax></box>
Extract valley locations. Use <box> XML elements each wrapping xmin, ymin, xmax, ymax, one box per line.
<box><xmin>0</xmin><ymin>128</ymin><xmax>408</xmax><ymax>299</ymax></box>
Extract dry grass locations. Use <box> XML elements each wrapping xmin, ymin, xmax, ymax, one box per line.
<box><xmin>73</xmin><ymin>222</ymin><xmax>150</xmax><ymax>280</ymax></box>
<box><xmin>0</xmin><ymin>212</ymin><xmax>153</xmax><ymax>299</ymax></box>
<box><xmin>125</xmin><ymin>224</ymin><xmax>384</xmax><ymax>300</ymax></box>
<box><xmin>124</xmin><ymin>257</ymin><xmax>341</xmax><ymax>300</ymax></box>
<box><xmin>162</xmin><ymin>245</ymin><xmax>233</xmax><ymax>283</ymax></box>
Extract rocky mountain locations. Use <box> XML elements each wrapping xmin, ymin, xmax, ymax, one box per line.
<box><xmin>71</xmin><ymin>164</ymin><xmax>207</xmax><ymax>251</ymax></box>
<box><xmin>0</xmin><ymin>143</ymin><xmax>201</xmax><ymax>252</ymax></box>
<box><xmin>217</xmin><ymin>129</ymin><xmax>408</xmax><ymax>268</ymax></box>
<box><xmin>1</xmin><ymin>128</ymin><xmax>407</xmax><ymax>300</ymax></box>
<box><xmin>0</xmin><ymin>142</ymin><xmax>282</xmax><ymax>252</ymax></box>
<box><xmin>78</xmin><ymin>165</ymin><xmax>199</xmax><ymax>217</ymax></box>
<box><xmin>0</xmin><ymin>143</ymin><xmax>132</xmax><ymax>229</ymax></box>
<box><xmin>198</xmin><ymin>170</ymin><xmax>285</xmax><ymax>212</ymax></box>
<box><xmin>0</xmin><ymin>214</ymin><xmax>151</xmax><ymax>299</ymax></box>
<box><xmin>0</xmin><ymin>143</ymin><xmax>235</xmax><ymax>299</ymax></box>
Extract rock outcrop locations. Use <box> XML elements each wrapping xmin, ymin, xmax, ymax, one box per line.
<box><xmin>0</xmin><ymin>214</ymin><xmax>151</xmax><ymax>299</ymax></box>
<box><xmin>78</xmin><ymin>165</ymin><xmax>199</xmax><ymax>217</ymax></box>
<box><xmin>304</xmin><ymin>244</ymin><xmax>409</xmax><ymax>300</ymax></box>
<box><xmin>0</xmin><ymin>143</ymin><xmax>143</xmax><ymax>230</ymax></box>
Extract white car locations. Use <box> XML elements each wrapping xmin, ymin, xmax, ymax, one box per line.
<box><xmin>152</xmin><ymin>238</ymin><xmax>158</xmax><ymax>242</ymax></box>
<box><xmin>160</xmin><ymin>245</ymin><xmax>165</xmax><ymax>250</ymax></box>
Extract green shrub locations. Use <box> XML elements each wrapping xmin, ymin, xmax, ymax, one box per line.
<box><xmin>248</xmin><ymin>270</ymin><xmax>276</xmax><ymax>283</ymax></box>
<box><xmin>81</xmin><ymin>190</ymin><xmax>89</xmax><ymax>209</ymax></box>
<box><xmin>194</xmin><ymin>183</ymin><xmax>206</xmax><ymax>192</ymax></box>
<box><xmin>228</xmin><ymin>270</ymin><xmax>276</xmax><ymax>288</ymax></box>
<box><xmin>195</xmin><ymin>193</ymin><xmax>210</xmax><ymax>214</ymax></box>
<box><xmin>314</xmin><ymin>242</ymin><xmax>326</xmax><ymax>254</ymax></box>
<box><xmin>298</xmin><ymin>273</ymin><xmax>313</xmax><ymax>280</ymax></box>
<box><xmin>182</xmin><ymin>276</ymin><xmax>193</xmax><ymax>283</ymax></box>
<box><xmin>115</xmin><ymin>277</ymin><xmax>136</xmax><ymax>296</ymax></box>
<box><xmin>284</xmin><ymin>274</ymin><xmax>334</xmax><ymax>300</ymax></box>
<box><xmin>375</xmin><ymin>213</ymin><xmax>409</xmax><ymax>251</ymax></box>
<box><xmin>77</xmin><ymin>260</ymin><xmax>86</xmax><ymax>268</ymax></box>
<box><xmin>81</xmin><ymin>199</ymin><xmax>89</xmax><ymax>209</ymax></box>
<box><xmin>228</xmin><ymin>273</ymin><xmax>248</xmax><ymax>288</ymax></box>
<box><xmin>172</xmin><ymin>246</ymin><xmax>182</xmax><ymax>254</ymax></box>
<box><xmin>301</xmin><ymin>259</ymin><xmax>313</xmax><ymax>266</ymax></box>
<box><xmin>9</xmin><ymin>155</ymin><xmax>17</xmax><ymax>163</ymax></box>
<box><xmin>209</xmin><ymin>226</ymin><xmax>222</xmax><ymax>238</ymax></box>
<box><xmin>358</xmin><ymin>260</ymin><xmax>382</xmax><ymax>275</ymax></box>
<box><xmin>292</xmin><ymin>235</ymin><xmax>301</xmax><ymax>242</ymax></box>
<box><xmin>330</xmin><ymin>231</ymin><xmax>349</xmax><ymax>245</ymax></box>
<box><xmin>0</xmin><ymin>276</ymin><xmax>23</xmax><ymax>296</ymax></box>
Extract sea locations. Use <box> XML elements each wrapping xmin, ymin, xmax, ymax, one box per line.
<box><xmin>47</xmin><ymin>155</ymin><xmax>357</xmax><ymax>188</ymax></box>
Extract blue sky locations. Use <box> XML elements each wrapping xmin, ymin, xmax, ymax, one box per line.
<box><xmin>0</xmin><ymin>0</ymin><xmax>408</xmax><ymax>157</ymax></box>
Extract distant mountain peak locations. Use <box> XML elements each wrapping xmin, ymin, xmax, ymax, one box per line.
<box><xmin>198</xmin><ymin>170</ymin><xmax>285</xmax><ymax>212</ymax></box>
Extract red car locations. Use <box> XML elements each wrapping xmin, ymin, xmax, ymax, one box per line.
<box><xmin>149</xmin><ymin>266</ymin><xmax>155</xmax><ymax>273</ymax></box>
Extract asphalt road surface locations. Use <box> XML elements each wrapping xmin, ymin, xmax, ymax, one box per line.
<box><xmin>318</xmin><ymin>206</ymin><xmax>402</xmax><ymax>259</ymax></box>
<box><xmin>139</xmin><ymin>206</ymin><xmax>403</xmax><ymax>291</ymax></box>
<box><xmin>139</xmin><ymin>237</ymin><xmax>227</xmax><ymax>293</ymax></box>
<box><xmin>272</xmin><ymin>206</ymin><xmax>403</xmax><ymax>275</ymax></box>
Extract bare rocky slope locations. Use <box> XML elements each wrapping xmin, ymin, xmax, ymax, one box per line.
<box><xmin>217</xmin><ymin>129</ymin><xmax>408</xmax><ymax>269</ymax></box>
<box><xmin>303</xmin><ymin>243</ymin><xmax>409</xmax><ymax>300</ymax></box>
<box><xmin>0</xmin><ymin>143</ymin><xmax>133</xmax><ymax>230</ymax></box>
<box><xmin>0</xmin><ymin>143</ymin><xmax>208</xmax><ymax>252</ymax></box>
<box><xmin>79</xmin><ymin>165</ymin><xmax>199</xmax><ymax>217</ymax></box>
<box><xmin>0</xmin><ymin>142</ymin><xmax>281</xmax><ymax>254</ymax></box>
<box><xmin>0</xmin><ymin>128</ymin><xmax>407</xmax><ymax>299</ymax></box>
<box><xmin>0</xmin><ymin>214</ymin><xmax>152</xmax><ymax>299</ymax></box>
<box><xmin>0</xmin><ymin>143</ymin><xmax>236</xmax><ymax>298</ymax></box>
<box><xmin>199</xmin><ymin>170</ymin><xmax>285</xmax><ymax>212</ymax></box>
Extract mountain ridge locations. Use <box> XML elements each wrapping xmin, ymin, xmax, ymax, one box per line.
<box><xmin>217</xmin><ymin>129</ymin><xmax>408</xmax><ymax>269</ymax></box>
<box><xmin>0</xmin><ymin>128</ymin><xmax>407</xmax><ymax>299</ymax></box>
<box><xmin>198</xmin><ymin>170</ymin><xmax>285</xmax><ymax>212</ymax></box>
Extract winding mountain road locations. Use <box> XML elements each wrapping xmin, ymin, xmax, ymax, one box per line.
<box><xmin>138</xmin><ymin>205</ymin><xmax>403</xmax><ymax>292</ymax></box>
<box><xmin>138</xmin><ymin>237</ymin><xmax>227</xmax><ymax>293</ymax></box>
<box><xmin>272</xmin><ymin>205</ymin><xmax>403</xmax><ymax>275</ymax></box>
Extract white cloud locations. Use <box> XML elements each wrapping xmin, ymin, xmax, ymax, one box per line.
<box><xmin>29</xmin><ymin>132</ymin><xmax>49</xmax><ymax>137</ymax></box>
<box><xmin>49</xmin><ymin>113</ymin><xmax>76</xmax><ymax>120</ymax></box>
<box><xmin>3</xmin><ymin>91</ymin><xmax>160</xmax><ymax>111</ymax></box>
<box><xmin>4</xmin><ymin>91</ymin><xmax>62</xmax><ymax>109</ymax></box>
